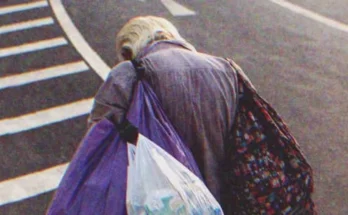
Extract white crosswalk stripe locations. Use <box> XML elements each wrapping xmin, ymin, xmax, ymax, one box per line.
<box><xmin>0</xmin><ymin>0</ymin><xmax>102</xmax><ymax>210</ymax></box>
<box><xmin>0</xmin><ymin>0</ymin><xmax>48</xmax><ymax>16</ymax></box>
<box><xmin>0</xmin><ymin>17</ymin><xmax>54</xmax><ymax>35</ymax></box>
<box><xmin>50</xmin><ymin>0</ymin><xmax>111</xmax><ymax>80</ymax></box>
<box><xmin>0</xmin><ymin>37</ymin><xmax>68</xmax><ymax>58</ymax></box>
<box><xmin>160</xmin><ymin>0</ymin><xmax>196</xmax><ymax>16</ymax></box>
<box><xmin>0</xmin><ymin>61</ymin><xmax>89</xmax><ymax>90</ymax></box>
<box><xmin>0</xmin><ymin>0</ymin><xmax>99</xmax><ymax>209</ymax></box>
<box><xmin>0</xmin><ymin>98</ymin><xmax>94</xmax><ymax>136</ymax></box>
<box><xmin>0</xmin><ymin>163</ymin><xmax>69</xmax><ymax>206</ymax></box>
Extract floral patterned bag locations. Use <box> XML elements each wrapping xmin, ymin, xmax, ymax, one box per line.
<box><xmin>223</xmin><ymin>59</ymin><xmax>316</xmax><ymax>215</ymax></box>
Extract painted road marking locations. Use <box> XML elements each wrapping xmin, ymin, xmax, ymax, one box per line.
<box><xmin>0</xmin><ymin>37</ymin><xmax>67</xmax><ymax>58</ymax></box>
<box><xmin>0</xmin><ymin>163</ymin><xmax>68</xmax><ymax>206</ymax></box>
<box><xmin>0</xmin><ymin>0</ymin><xmax>112</xmax><ymax>205</ymax></box>
<box><xmin>0</xmin><ymin>0</ymin><xmax>197</xmax><ymax>206</ymax></box>
<box><xmin>0</xmin><ymin>0</ymin><xmax>48</xmax><ymax>16</ymax></box>
<box><xmin>270</xmin><ymin>0</ymin><xmax>348</xmax><ymax>33</ymax></box>
<box><xmin>0</xmin><ymin>61</ymin><xmax>89</xmax><ymax>90</ymax></box>
<box><xmin>161</xmin><ymin>0</ymin><xmax>196</xmax><ymax>16</ymax></box>
<box><xmin>0</xmin><ymin>98</ymin><xmax>93</xmax><ymax>136</ymax></box>
<box><xmin>0</xmin><ymin>17</ymin><xmax>54</xmax><ymax>35</ymax></box>
<box><xmin>49</xmin><ymin>0</ymin><xmax>111</xmax><ymax>80</ymax></box>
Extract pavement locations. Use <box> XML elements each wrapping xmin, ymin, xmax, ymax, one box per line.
<box><xmin>0</xmin><ymin>0</ymin><xmax>347</xmax><ymax>214</ymax></box>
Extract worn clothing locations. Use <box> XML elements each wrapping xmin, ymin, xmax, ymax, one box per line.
<box><xmin>89</xmin><ymin>40</ymin><xmax>239</xmax><ymax>203</ymax></box>
<box><xmin>89</xmin><ymin>40</ymin><xmax>316</xmax><ymax>214</ymax></box>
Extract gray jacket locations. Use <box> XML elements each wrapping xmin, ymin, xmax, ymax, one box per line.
<box><xmin>89</xmin><ymin>40</ymin><xmax>239</xmax><ymax>201</ymax></box>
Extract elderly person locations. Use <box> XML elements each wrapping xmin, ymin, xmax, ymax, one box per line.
<box><xmin>88</xmin><ymin>16</ymin><xmax>315</xmax><ymax>214</ymax></box>
<box><xmin>89</xmin><ymin>15</ymin><xmax>237</xmax><ymax>211</ymax></box>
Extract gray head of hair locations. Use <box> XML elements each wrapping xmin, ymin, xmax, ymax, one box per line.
<box><xmin>115</xmin><ymin>16</ymin><xmax>196</xmax><ymax>61</ymax></box>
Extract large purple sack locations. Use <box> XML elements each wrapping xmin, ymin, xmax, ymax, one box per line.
<box><xmin>46</xmin><ymin>81</ymin><xmax>202</xmax><ymax>215</ymax></box>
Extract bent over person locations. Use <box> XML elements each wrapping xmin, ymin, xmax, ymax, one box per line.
<box><xmin>88</xmin><ymin>16</ymin><xmax>316</xmax><ymax>214</ymax></box>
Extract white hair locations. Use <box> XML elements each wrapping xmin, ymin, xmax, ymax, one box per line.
<box><xmin>116</xmin><ymin>16</ymin><xmax>196</xmax><ymax>61</ymax></box>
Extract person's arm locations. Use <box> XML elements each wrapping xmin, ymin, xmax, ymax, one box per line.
<box><xmin>87</xmin><ymin>100</ymin><xmax>112</xmax><ymax>128</ymax></box>
<box><xmin>88</xmin><ymin>61</ymin><xmax>137</xmax><ymax>129</ymax></box>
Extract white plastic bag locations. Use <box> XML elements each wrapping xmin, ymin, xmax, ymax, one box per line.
<box><xmin>126</xmin><ymin>135</ymin><xmax>224</xmax><ymax>215</ymax></box>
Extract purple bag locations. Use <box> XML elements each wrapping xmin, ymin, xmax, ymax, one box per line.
<box><xmin>46</xmin><ymin>81</ymin><xmax>202</xmax><ymax>215</ymax></box>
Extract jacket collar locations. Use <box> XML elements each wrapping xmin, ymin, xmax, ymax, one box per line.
<box><xmin>136</xmin><ymin>40</ymin><xmax>192</xmax><ymax>59</ymax></box>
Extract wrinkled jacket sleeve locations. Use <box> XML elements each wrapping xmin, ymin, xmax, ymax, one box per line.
<box><xmin>87</xmin><ymin>61</ymin><xmax>137</xmax><ymax>128</ymax></box>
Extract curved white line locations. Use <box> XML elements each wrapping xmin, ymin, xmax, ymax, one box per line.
<box><xmin>49</xmin><ymin>0</ymin><xmax>111</xmax><ymax>80</ymax></box>
<box><xmin>0</xmin><ymin>0</ymin><xmax>196</xmax><ymax>206</ymax></box>
<box><xmin>0</xmin><ymin>0</ymin><xmax>111</xmax><ymax>207</ymax></box>
<box><xmin>270</xmin><ymin>0</ymin><xmax>348</xmax><ymax>33</ymax></box>
<box><xmin>0</xmin><ymin>0</ymin><xmax>111</xmax><ymax>206</ymax></box>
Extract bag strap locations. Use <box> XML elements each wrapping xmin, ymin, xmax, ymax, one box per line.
<box><xmin>104</xmin><ymin>59</ymin><xmax>145</xmax><ymax>143</ymax></box>
<box><xmin>225</xmin><ymin>58</ymin><xmax>256</xmax><ymax>92</ymax></box>
<box><xmin>131</xmin><ymin>59</ymin><xmax>145</xmax><ymax>80</ymax></box>
<box><xmin>225</xmin><ymin>58</ymin><xmax>304</xmax><ymax>148</ymax></box>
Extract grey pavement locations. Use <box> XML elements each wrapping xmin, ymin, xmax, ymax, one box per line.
<box><xmin>0</xmin><ymin>0</ymin><xmax>347</xmax><ymax>214</ymax></box>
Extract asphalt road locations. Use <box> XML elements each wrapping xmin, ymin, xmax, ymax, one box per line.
<box><xmin>0</xmin><ymin>0</ymin><xmax>347</xmax><ymax>214</ymax></box>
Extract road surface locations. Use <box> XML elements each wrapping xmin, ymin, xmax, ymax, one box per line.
<box><xmin>0</xmin><ymin>0</ymin><xmax>347</xmax><ymax>214</ymax></box>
